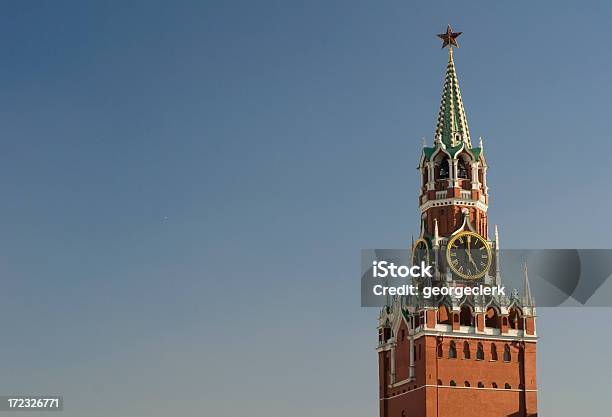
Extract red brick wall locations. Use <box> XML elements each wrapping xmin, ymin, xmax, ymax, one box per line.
<box><xmin>381</xmin><ymin>336</ymin><xmax>537</xmax><ymax>417</ymax></box>
<box><xmin>425</xmin><ymin>205</ymin><xmax>489</xmax><ymax>238</ymax></box>
<box><xmin>395</xmin><ymin>322</ymin><xmax>411</xmax><ymax>382</ymax></box>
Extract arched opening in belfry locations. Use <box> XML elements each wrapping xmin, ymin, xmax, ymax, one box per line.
<box><xmin>438</xmin><ymin>304</ymin><xmax>451</xmax><ymax>325</ymax></box>
<box><xmin>437</xmin><ymin>158</ymin><xmax>450</xmax><ymax>179</ymax></box>
<box><xmin>463</xmin><ymin>341</ymin><xmax>470</xmax><ymax>359</ymax></box>
<box><xmin>457</xmin><ymin>158</ymin><xmax>470</xmax><ymax>180</ymax></box>
<box><xmin>459</xmin><ymin>305</ymin><xmax>473</xmax><ymax>326</ymax></box>
<box><xmin>485</xmin><ymin>307</ymin><xmax>499</xmax><ymax>329</ymax></box>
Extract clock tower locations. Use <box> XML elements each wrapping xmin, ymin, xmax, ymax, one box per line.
<box><xmin>377</xmin><ymin>26</ymin><xmax>538</xmax><ymax>417</ymax></box>
<box><xmin>419</xmin><ymin>44</ymin><xmax>488</xmax><ymax>240</ymax></box>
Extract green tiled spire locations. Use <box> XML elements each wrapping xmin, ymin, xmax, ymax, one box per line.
<box><xmin>434</xmin><ymin>48</ymin><xmax>471</xmax><ymax>148</ymax></box>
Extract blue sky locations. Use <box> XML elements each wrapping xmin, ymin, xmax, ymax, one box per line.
<box><xmin>0</xmin><ymin>1</ymin><xmax>609</xmax><ymax>416</ymax></box>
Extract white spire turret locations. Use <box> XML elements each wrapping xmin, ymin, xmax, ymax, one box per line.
<box><xmin>433</xmin><ymin>219</ymin><xmax>440</xmax><ymax>248</ymax></box>
<box><xmin>494</xmin><ymin>224</ymin><xmax>501</xmax><ymax>286</ymax></box>
<box><xmin>523</xmin><ymin>261</ymin><xmax>534</xmax><ymax>307</ymax></box>
<box><xmin>494</xmin><ymin>224</ymin><xmax>500</xmax><ymax>249</ymax></box>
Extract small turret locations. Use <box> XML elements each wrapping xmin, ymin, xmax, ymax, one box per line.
<box><xmin>433</xmin><ymin>218</ymin><xmax>440</xmax><ymax>248</ymax></box>
<box><xmin>523</xmin><ymin>261</ymin><xmax>534</xmax><ymax>307</ymax></box>
<box><xmin>494</xmin><ymin>224</ymin><xmax>501</xmax><ymax>286</ymax></box>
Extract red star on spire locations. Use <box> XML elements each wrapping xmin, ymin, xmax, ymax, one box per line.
<box><xmin>437</xmin><ymin>25</ymin><xmax>462</xmax><ymax>49</ymax></box>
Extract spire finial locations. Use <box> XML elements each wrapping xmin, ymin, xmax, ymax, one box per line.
<box><xmin>437</xmin><ymin>25</ymin><xmax>462</xmax><ymax>49</ymax></box>
<box><xmin>422</xmin><ymin>137</ymin><xmax>426</xmax><ymax>148</ymax></box>
<box><xmin>434</xmin><ymin>25</ymin><xmax>471</xmax><ymax>148</ymax></box>
<box><xmin>479</xmin><ymin>136</ymin><xmax>483</xmax><ymax>149</ymax></box>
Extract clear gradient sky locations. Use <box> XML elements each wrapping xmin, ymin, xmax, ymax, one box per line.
<box><xmin>0</xmin><ymin>1</ymin><xmax>610</xmax><ymax>416</ymax></box>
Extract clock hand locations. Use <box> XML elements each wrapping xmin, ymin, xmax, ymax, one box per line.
<box><xmin>467</xmin><ymin>251</ymin><xmax>478</xmax><ymax>269</ymax></box>
<box><xmin>466</xmin><ymin>236</ymin><xmax>478</xmax><ymax>268</ymax></box>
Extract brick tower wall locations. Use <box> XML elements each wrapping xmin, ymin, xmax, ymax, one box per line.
<box><xmin>380</xmin><ymin>334</ymin><xmax>537</xmax><ymax>417</ymax></box>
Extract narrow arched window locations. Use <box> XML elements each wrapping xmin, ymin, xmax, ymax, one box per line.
<box><xmin>450</xmin><ymin>380</ymin><xmax>457</xmax><ymax>387</ymax></box>
<box><xmin>476</xmin><ymin>343</ymin><xmax>484</xmax><ymax>360</ymax></box>
<box><xmin>492</xmin><ymin>382</ymin><xmax>498</xmax><ymax>388</ymax></box>
<box><xmin>505</xmin><ymin>383</ymin><xmax>511</xmax><ymax>389</ymax></box>
<box><xmin>491</xmin><ymin>343</ymin><xmax>498</xmax><ymax>361</ymax></box>
<box><xmin>437</xmin><ymin>342</ymin><xmax>443</xmax><ymax>358</ymax></box>
<box><xmin>478</xmin><ymin>382</ymin><xmax>484</xmax><ymax>388</ymax></box>
<box><xmin>504</xmin><ymin>344</ymin><xmax>511</xmax><ymax>362</ymax></box>
<box><xmin>464</xmin><ymin>381</ymin><xmax>470</xmax><ymax>387</ymax></box>
<box><xmin>449</xmin><ymin>341</ymin><xmax>457</xmax><ymax>359</ymax></box>
<box><xmin>463</xmin><ymin>341</ymin><xmax>470</xmax><ymax>359</ymax></box>
<box><xmin>437</xmin><ymin>379</ymin><xmax>443</xmax><ymax>385</ymax></box>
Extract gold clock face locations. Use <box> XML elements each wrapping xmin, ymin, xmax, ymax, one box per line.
<box><xmin>446</xmin><ymin>231</ymin><xmax>492</xmax><ymax>280</ymax></box>
<box><xmin>411</xmin><ymin>238</ymin><xmax>430</xmax><ymax>269</ymax></box>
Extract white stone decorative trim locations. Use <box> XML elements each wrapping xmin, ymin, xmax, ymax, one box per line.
<box><xmin>390</xmin><ymin>377</ymin><xmax>416</xmax><ymax>388</ymax></box>
<box><xmin>420</xmin><ymin>197</ymin><xmax>488</xmax><ymax>213</ymax></box>
<box><xmin>412</xmin><ymin>327</ymin><xmax>537</xmax><ymax>342</ymax></box>
<box><xmin>380</xmin><ymin>384</ymin><xmax>538</xmax><ymax>400</ymax></box>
